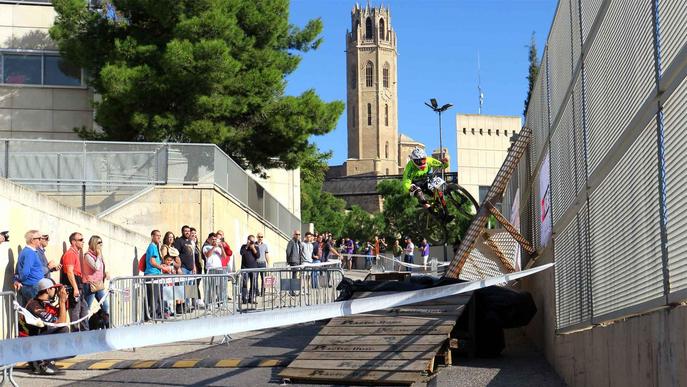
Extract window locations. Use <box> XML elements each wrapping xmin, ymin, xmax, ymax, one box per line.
<box><xmin>463</xmin><ymin>128</ymin><xmax>466</xmax><ymax>134</ymax></box>
<box><xmin>379</xmin><ymin>18</ymin><xmax>385</xmax><ymax>40</ymax></box>
<box><xmin>365</xmin><ymin>17</ymin><xmax>373</xmax><ymax>39</ymax></box>
<box><xmin>1</xmin><ymin>52</ymin><xmax>82</xmax><ymax>86</ymax></box>
<box><xmin>479</xmin><ymin>185</ymin><xmax>490</xmax><ymax>203</ymax></box>
<box><xmin>384</xmin><ymin>104</ymin><xmax>388</xmax><ymax>126</ymax></box>
<box><xmin>496</xmin><ymin>129</ymin><xmax>500</xmax><ymax>136</ymax></box>
<box><xmin>365</xmin><ymin>62</ymin><xmax>374</xmax><ymax>87</ymax></box>
<box><xmin>385</xmin><ymin>141</ymin><xmax>389</xmax><ymax>158</ymax></box>
<box><xmin>488</xmin><ymin>129</ymin><xmax>491</xmax><ymax>135</ymax></box>
<box><xmin>351</xmin><ymin>66</ymin><xmax>356</xmax><ymax>89</ymax></box>
<box><xmin>367</xmin><ymin>103</ymin><xmax>372</xmax><ymax>125</ymax></box>
<box><xmin>505</xmin><ymin>130</ymin><xmax>508</xmax><ymax>136</ymax></box>
<box><xmin>382</xmin><ymin>64</ymin><xmax>389</xmax><ymax>88</ymax></box>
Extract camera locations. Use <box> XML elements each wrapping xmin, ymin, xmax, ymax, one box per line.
<box><xmin>0</xmin><ymin>231</ymin><xmax>8</xmax><ymax>243</ymax></box>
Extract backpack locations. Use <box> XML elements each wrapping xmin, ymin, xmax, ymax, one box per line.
<box><xmin>138</xmin><ymin>253</ymin><xmax>147</xmax><ymax>273</ymax></box>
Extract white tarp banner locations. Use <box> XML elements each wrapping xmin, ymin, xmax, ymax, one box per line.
<box><xmin>1</xmin><ymin>263</ymin><xmax>553</xmax><ymax>365</ymax></box>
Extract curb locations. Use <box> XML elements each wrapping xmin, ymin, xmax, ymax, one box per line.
<box><xmin>15</xmin><ymin>357</ymin><xmax>294</xmax><ymax>370</ymax></box>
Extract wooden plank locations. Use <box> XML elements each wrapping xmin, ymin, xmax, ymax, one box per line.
<box><xmin>327</xmin><ymin>315</ymin><xmax>457</xmax><ymax>327</ymax></box>
<box><xmin>288</xmin><ymin>359</ymin><xmax>431</xmax><ymax>372</ymax></box>
<box><xmin>319</xmin><ymin>325</ymin><xmax>453</xmax><ymax>336</ymax></box>
<box><xmin>279</xmin><ymin>368</ymin><xmax>423</xmax><ymax>385</ymax></box>
<box><xmin>361</xmin><ymin>305</ymin><xmax>464</xmax><ymax>316</ymax></box>
<box><xmin>304</xmin><ymin>344</ymin><xmax>443</xmax><ymax>353</ymax></box>
<box><xmin>295</xmin><ymin>351</ymin><xmax>435</xmax><ymax>361</ymax></box>
<box><xmin>310</xmin><ymin>335</ymin><xmax>447</xmax><ymax>346</ymax></box>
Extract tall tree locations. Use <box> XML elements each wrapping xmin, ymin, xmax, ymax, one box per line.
<box><xmin>50</xmin><ymin>0</ymin><xmax>344</xmax><ymax>173</ymax></box>
<box><xmin>523</xmin><ymin>31</ymin><xmax>539</xmax><ymax>117</ymax></box>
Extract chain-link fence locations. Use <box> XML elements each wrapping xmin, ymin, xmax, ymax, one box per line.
<box><xmin>501</xmin><ymin>0</ymin><xmax>687</xmax><ymax>332</ymax></box>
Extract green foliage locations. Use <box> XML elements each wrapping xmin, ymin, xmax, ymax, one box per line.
<box><xmin>50</xmin><ymin>0</ymin><xmax>344</xmax><ymax>173</ymax></box>
<box><xmin>377</xmin><ymin>179</ymin><xmax>473</xmax><ymax>246</ymax></box>
<box><xmin>524</xmin><ymin>31</ymin><xmax>539</xmax><ymax>117</ymax></box>
<box><xmin>300</xmin><ymin>178</ymin><xmax>347</xmax><ymax>237</ymax></box>
<box><xmin>342</xmin><ymin>206</ymin><xmax>384</xmax><ymax>243</ymax></box>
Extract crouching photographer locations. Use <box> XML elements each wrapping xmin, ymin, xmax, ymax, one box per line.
<box><xmin>18</xmin><ymin>278</ymin><xmax>68</xmax><ymax>375</ymax></box>
<box><xmin>0</xmin><ymin>230</ymin><xmax>8</xmax><ymax>243</ymax></box>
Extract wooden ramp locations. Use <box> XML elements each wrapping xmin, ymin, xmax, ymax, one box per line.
<box><xmin>279</xmin><ymin>293</ymin><xmax>471</xmax><ymax>385</ymax></box>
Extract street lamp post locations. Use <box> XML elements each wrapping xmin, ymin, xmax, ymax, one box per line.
<box><xmin>425</xmin><ymin>98</ymin><xmax>453</xmax><ymax>263</ymax></box>
<box><xmin>424</xmin><ymin>98</ymin><xmax>453</xmax><ymax>181</ymax></box>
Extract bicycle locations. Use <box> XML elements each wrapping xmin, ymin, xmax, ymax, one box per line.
<box><xmin>414</xmin><ymin>170</ymin><xmax>479</xmax><ymax>245</ymax></box>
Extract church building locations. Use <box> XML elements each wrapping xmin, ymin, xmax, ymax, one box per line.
<box><xmin>324</xmin><ymin>3</ymin><xmax>426</xmax><ymax>212</ymax></box>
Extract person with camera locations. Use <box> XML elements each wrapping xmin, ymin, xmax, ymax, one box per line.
<box><xmin>18</xmin><ymin>277</ymin><xmax>69</xmax><ymax>375</ymax></box>
<box><xmin>240</xmin><ymin>235</ymin><xmax>259</xmax><ymax>304</ymax></box>
<box><xmin>0</xmin><ymin>230</ymin><xmax>8</xmax><ymax>244</ymax></box>
<box><xmin>14</xmin><ymin>230</ymin><xmax>45</xmax><ymax>306</ymax></box>
<box><xmin>60</xmin><ymin>232</ymin><xmax>89</xmax><ymax>331</ymax></box>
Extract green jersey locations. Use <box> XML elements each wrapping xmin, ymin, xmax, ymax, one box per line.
<box><xmin>401</xmin><ymin>156</ymin><xmax>448</xmax><ymax>191</ymax></box>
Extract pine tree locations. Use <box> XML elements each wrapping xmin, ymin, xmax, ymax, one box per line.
<box><xmin>524</xmin><ymin>32</ymin><xmax>539</xmax><ymax>117</ymax></box>
<box><xmin>50</xmin><ymin>0</ymin><xmax>344</xmax><ymax>173</ymax></box>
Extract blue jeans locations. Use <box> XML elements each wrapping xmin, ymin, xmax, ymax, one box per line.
<box><xmin>83</xmin><ymin>284</ymin><xmax>110</xmax><ymax>315</ymax></box>
<box><xmin>311</xmin><ymin>259</ymin><xmax>320</xmax><ymax>288</ymax></box>
<box><xmin>404</xmin><ymin>255</ymin><xmax>414</xmax><ymax>272</ymax></box>
<box><xmin>18</xmin><ymin>283</ymin><xmax>40</xmax><ymax>307</ymax></box>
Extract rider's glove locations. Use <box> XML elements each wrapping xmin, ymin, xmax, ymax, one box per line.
<box><xmin>409</xmin><ymin>184</ymin><xmax>419</xmax><ymax>194</ymax></box>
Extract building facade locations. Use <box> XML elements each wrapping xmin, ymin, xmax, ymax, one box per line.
<box><xmin>0</xmin><ymin>1</ymin><xmax>94</xmax><ymax>139</ymax></box>
<box><xmin>456</xmin><ymin>114</ymin><xmax>521</xmax><ymax>202</ymax></box>
<box><xmin>344</xmin><ymin>3</ymin><xmax>398</xmax><ymax>177</ymax></box>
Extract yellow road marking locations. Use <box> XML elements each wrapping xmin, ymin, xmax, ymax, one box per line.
<box><xmin>171</xmin><ymin>359</ymin><xmax>200</xmax><ymax>368</ymax></box>
<box><xmin>55</xmin><ymin>360</ymin><xmax>80</xmax><ymax>369</ymax></box>
<box><xmin>88</xmin><ymin>360</ymin><xmax>121</xmax><ymax>370</ymax></box>
<box><xmin>259</xmin><ymin>359</ymin><xmax>282</xmax><ymax>367</ymax></box>
<box><xmin>131</xmin><ymin>360</ymin><xmax>157</xmax><ymax>369</ymax></box>
<box><xmin>215</xmin><ymin>359</ymin><xmax>241</xmax><ymax>367</ymax></box>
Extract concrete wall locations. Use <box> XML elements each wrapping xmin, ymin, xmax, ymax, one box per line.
<box><xmin>98</xmin><ymin>185</ymin><xmax>290</xmax><ymax>269</ymax></box>
<box><xmin>0</xmin><ymin>3</ymin><xmax>93</xmax><ymax>139</ymax></box>
<box><xmin>522</xmin><ymin>256</ymin><xmax>687</xmax><ymax>387</ymax></box>
<box><xmin>0</xmin><ymin>177</ymin><xmax>149</xmax><ymax>292</ymax></box>
<box><xmin>252</xmin><ymin>167</ymin><xmax>301</xmax><ymax>218</ymax></box>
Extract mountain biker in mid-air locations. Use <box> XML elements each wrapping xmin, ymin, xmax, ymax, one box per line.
<box><xmin>402</xmin><ymin>147</ymin><xmax>449</xmax><ymax>210</ymax></box>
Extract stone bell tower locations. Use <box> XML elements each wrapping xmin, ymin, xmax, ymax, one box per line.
<box><xmin>345</xmin><ymin>3</ymin><xmax>399</xmax><ymax>176</ymax></box>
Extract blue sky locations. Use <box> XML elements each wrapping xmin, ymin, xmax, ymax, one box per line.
<box><xmin>286</xmin><ymin>0</ymin><xmax>558</xmax><ymax>169</ymax></box>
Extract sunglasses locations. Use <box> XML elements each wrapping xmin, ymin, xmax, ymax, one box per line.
<box><xmin>257</xmin><ymin>236</ymin><xmax>263</xmax><ymax>239</ymax></box>
<box><xmin>31</xmin><ymin>237</ymin><xmax>41</xmax><ymax>241</ymax></box>
<box><xmin>41</xmin><ymin>236</ymin><xmax>49</xmax><ymax>241</ymax></box>
<box><xmin>97</xmin><ymin>241</ymin><xmax>103</xmax><ymax>245</ymax></box>
<box><xmin>75</xmin><ymin>238</ymin><xmax>84</xmax><ymax>242</ymax></box>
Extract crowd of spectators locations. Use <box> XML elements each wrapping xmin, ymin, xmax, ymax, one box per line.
<box><xmin>3</xmin><ymin>225</ymin><xmax>433</xmax><ymax>375</ymax></box>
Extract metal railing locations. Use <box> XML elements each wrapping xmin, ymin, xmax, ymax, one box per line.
<box><xmin>0</xmin><ymin>139</ymin><xmax>300</xmax><ymax>236</ymax></box>
<box><xmin>0</xmin><ymin>291</ymin><xmax>18</xmax><ymax>386</ymax></box>
<box><xmin>236</xmin><ymin>264</ymin><xmax>344</xmax><ymax>312</ymax></box>
<box><xmin>108</xmin><ymin>264</ymin><xmax>346</xmax><ymax>327</ymax></box>
<box><xmin>109</xmin><ymin>272</ymin><xmax>238</xmax><ymax>327</ymax></box>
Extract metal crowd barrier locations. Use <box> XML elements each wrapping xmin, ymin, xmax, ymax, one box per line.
<box><xmin>235</xmin><ymin>263</ymin><xmax>344</xmax><ymax>312</ymax></box>
<box><xmin>1</xmin><ymin>291</ymin><xmax>18</xmax><ymax>386</ymax></box>
<box><xmin>109</xmin><ymin>272</ymin><xmax>238</xmax><ymax>327</ymax></box>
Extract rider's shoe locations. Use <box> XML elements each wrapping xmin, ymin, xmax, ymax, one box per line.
<box><xmin>423</xmin><ymin>203</ymin><xmax>431</xmax><ymax>209</ymax></box>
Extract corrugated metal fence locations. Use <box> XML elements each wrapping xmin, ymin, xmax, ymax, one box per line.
<box><xmin>502</xmin><ymin>0</ymin><xmax>687</xmax><ymax>332</ymax></box>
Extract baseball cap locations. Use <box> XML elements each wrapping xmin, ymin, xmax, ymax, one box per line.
<box><xmin>37</xmin><ymin>278</ymin><xmax>58</xmax><ymax>292</ymax></box>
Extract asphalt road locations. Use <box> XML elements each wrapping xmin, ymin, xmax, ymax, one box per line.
<box><xmin>14</xmin><ymin>322</ymin><xmax>565</xmax><ymax>387</ymax></box>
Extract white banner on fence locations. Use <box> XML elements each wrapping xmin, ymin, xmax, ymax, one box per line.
<box><xmin>0</xmin><ymin>263</ymin><xmax>553</xmax><ymax>365</ymax></box>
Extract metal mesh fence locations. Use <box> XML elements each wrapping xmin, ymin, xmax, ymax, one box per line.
<box><xmin>509</xmin><ymin>0</ymin><xmax>687</xmax><ymax>331</ymax></box>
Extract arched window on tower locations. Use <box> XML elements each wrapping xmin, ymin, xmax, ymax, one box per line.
<box><xmin>384</xmin><ymin>104</ymin><xmax>389</xmax><ymax>126</ymax></box>
<box><xmin>367</xmin><ymin>103</ymin><xmax>372</xmax><ymax>125</ymax></box>
<box><xmin>383</xmin><ymin>64</ymin><xmax>389</xmax><ymax>88</ymax></box>
<box><xmin>379</xmin><ymin>18</ymin><xmax>385</xmax><ymax>40</ymax></box>
<box><xmin>365</xmin><ymin>62</ymin><xmax>374</xmax><ymax>87</ymax></box>
<box><xmin>351</xmin><ymin>66</ymin><xmax>356</xmax><ymax>89</ymax></box>
<box><xmin>385</xmin><ymin>141</ymin><xmax>389</xmax><ymax>159</ymax></box>
<box><xmin>365</xmin><ymin>17</ymin><xmax>373</xmax><ymax>39</ymax></box>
